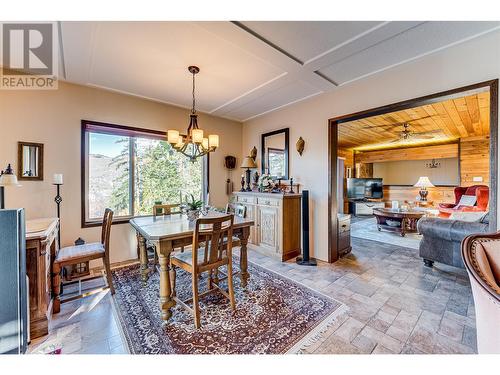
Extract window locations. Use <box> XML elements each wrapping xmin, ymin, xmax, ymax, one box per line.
<box><xmin>82</xmin><ymin>120</ymin><xmax>207</xmax><ymax>226</ymax></box>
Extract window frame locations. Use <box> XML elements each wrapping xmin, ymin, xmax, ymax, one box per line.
<box><xmin>81</xmin><ymin>120</ymin><xmax>209</xmax><ymax>228</ymax></box>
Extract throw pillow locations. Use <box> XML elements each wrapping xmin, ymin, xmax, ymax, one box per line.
<box><xmin>456</xmin><ymin>194</ymin><xmax>477</xmax><ymax>207</ymax></box>
<box><xmin>448</xmin><ymin>211</ymin><xmax>487</xmax><ymax>222</ymax></box>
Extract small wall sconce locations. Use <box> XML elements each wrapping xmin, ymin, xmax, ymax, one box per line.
<box><xmin>250</xmin><ymin>146</ymin><xmax>257</xmax><ymax>161</ymax></box>
<box><xmin>296</xmin><ymin>137</ymin><xmax>305</xmax><ymax>156</ymax></box>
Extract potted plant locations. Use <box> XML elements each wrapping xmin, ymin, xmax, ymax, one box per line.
<box><xmin>258</xmin><ymin>174</ymin><xmax>275</xmax><ymax>192</ymax></box>
<box><xmin>185</xmin><ymin>194</ymin><xmax>203</xmax><ymax>221</ymax></box>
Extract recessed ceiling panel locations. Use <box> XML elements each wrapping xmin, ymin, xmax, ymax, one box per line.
<box><xmin>240</xmin><ymin>21</ymin><xmax>383</xmax><ymax>62</ymax></box>
<box><xmin>61</xmin><ymin>21</ymin><xmax>285</xmax><ymax>112</ymax></box>
<box><xmin>319</xmin><ymin>21</ymin><xmax>500</xmax><ymax>85</ymax></box>
<box><xmin>224</xmin><ymin>80</ymin><xmax>320</xmax><ymax>121</ymax></box>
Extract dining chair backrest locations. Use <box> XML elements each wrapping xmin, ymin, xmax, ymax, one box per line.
<box><xmin>101</xmin><ymin>208</ymin><xmax>114</xmax><ymax>254</ymax></box>
<box><xmin>193</xmin><ymin>215</ymin><xmax>234</xmax><ymax>267</ymax></box>
<box><xmin>153</xmin><ymin>204</ymin><xmax>181</xmax><ymax>217</ymax></box>
<box><xmin>225</xmin><ymin>203</ymin><xmax>247</xmax><ymax>218</ymax></box>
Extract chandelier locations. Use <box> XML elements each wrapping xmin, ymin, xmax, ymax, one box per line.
<box><xmin>166</xmin><ymin>66</ymin><xmax>219</xmax><ymax>162</ymax></box>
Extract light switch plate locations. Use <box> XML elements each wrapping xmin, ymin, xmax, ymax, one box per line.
<box><xmin>473</xmin><ymin>176</ymin><xmax>483</xmax><ymax>182</ymax></box>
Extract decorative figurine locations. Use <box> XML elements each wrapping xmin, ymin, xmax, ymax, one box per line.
<box><xmin>296</xmin><ymin>137</ymin><xmax>305</xmax><ymax>156</ymax></box>
<box><xmin>290</xmin><ymin>177</ymin><xmax>294</xmax><ymax>194</ymax></box>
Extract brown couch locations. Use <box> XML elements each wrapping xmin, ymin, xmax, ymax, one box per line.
<box><xmin>462</xmin><ymin>232</ymin><xmax>500</xmax><ymax>353</ymax></box>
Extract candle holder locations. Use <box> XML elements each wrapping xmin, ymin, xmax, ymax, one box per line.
<box><xmin>240</xmin><ymin>175</ymin><xmax>246</xmax><ymax>192</ymax></box>
<box><xmin>53</xmin><ymin>183</ymin><xmax>62</xmax><ymax>247</ymax></box>
<box><xmin>289</xmin><ymin>178</ymin><xmax>295</xmax><ymax>194</ymax></box>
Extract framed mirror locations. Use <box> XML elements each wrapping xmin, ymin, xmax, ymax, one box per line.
<box><xmin>18</xmin><ymin>141</ymin><xmax>44</xmax><ymax>181</ymax></box>
<box><xmin>261</xmin><ymin>128</ymin><xmax>289</xmax><ymax>180</ymax></box>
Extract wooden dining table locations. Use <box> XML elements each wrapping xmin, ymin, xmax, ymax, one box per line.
<box><xmin>129</xmin><ymin>212</ymin><xmax>254</xmax><ymax>321</ymax></box>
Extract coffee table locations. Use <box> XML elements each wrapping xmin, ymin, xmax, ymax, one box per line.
<box><xmin>373</xmin><ymin>208</ymin><xmax>425</xmax><ymax>237</ymax></box>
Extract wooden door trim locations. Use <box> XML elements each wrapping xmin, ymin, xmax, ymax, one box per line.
<box><xmin>328</xmin><ymin>79</ymin><xmax>499</xmax><ymax>263</ymax></box>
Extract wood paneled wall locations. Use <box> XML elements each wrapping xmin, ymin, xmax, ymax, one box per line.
<box><xmin>460</xmin><ymin>135</ymin><xmax>490</xmax><ymax>186</ymax></box>
<box><xmin>354</xmin><ymin>143</ymin><xmax>459</xmax><ymax>163</ymax></box>
<box><xmin>338</xmin><ymin>148</ymin><xmax>354</xmax><ymax>212</ymax></box>
<box><xmin>383</xmin><ymin>186</ymin><xmax>456</xmax><ymax>205</ymax></box>
<box><xmin>338</xmin><ymin>148</ymin><xmax>354</xmax><ymax>169</ymax></box>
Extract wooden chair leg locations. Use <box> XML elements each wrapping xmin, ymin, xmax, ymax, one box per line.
<box><xmin>170</xmin><ymin>265</ymin><xmax>177</xmax><ymax>297</ymax></box>
<box><xmin>192</xmin><ymin>270</ymin><xmax>201</xmax><ymax>329</ymax></box>
<box><xmin>208</xmin><ymin>269</ymin><xmax>213</xmax><ymax>290</ymax></box>
<box><xmin>52</xmin><ymin>262</ymin><xmax>62</xmax><ymax>313</ymax></box>
<box><xmin>104</xmin><ymin>256</ymin><xmax>115</xmax><ymax>295</ymax></box>
<box><xmin>154</xmin><ymin>249</ymin><xmax>159</xmax><ymax>268</ymax></box>
<box><xmin>226</xmin><ymin>259</ymin><xmax>236</xmax><ymax>311</ymax></box>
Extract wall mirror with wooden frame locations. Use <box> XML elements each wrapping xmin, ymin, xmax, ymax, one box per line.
<box><xmin>261</xmin><ymin>128</ymin><xmax>289</xmax><ymax>180</ymax></box>
<box><xmin>18</xmin><ymin>142</ymin><xmax>44</xmax><ymax>180</ymax></box>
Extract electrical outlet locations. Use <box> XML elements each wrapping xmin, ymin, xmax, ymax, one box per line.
<box><xmin>473</xmin><ymin>176</ymin><xmax>483</xmax><ymax>182</ymax></box>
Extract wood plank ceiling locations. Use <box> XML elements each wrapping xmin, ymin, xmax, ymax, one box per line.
<box><xmin>338</xmin><ymin>91</ymin><xmax>490</xmax><ymax>151</ymax></box>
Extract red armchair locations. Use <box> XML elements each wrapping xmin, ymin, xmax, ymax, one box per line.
<box><xmin>438</xmin><ymin>185</ymin><xmax>489</xmax><ymax>217</ymax></box>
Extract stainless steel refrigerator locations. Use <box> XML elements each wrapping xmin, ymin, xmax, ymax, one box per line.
<box><xmin>0</xmin><ymin>209</ymin><xmax>28</xmax><ymax>354</ymax></box>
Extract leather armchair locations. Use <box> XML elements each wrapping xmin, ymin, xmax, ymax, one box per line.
<box><xmin>438</xmin><ymin>185</ymin><xmax>489</xmax><ymax>217</ymax></box>
<box><xmin>462</xmin><ymin>232</ymin><xmax>500</xmax><ymax>353</ymax></box>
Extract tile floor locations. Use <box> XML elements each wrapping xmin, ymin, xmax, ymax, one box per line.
<box><xmin>29</xmin><ymin>237</ymin><xmax>477</xmax><ymax>354</ymax></box>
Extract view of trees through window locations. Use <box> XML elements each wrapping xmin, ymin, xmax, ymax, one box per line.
<box><xmin>88</xmin><ymin>132</ymin><xmax>203</xmax><ymax>220</ymax></box>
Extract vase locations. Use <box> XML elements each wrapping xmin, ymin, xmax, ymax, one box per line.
<box><xmin>186</xmin><ymin>209</ymin><xmax>200</xmax><ymax>222</ymax></box>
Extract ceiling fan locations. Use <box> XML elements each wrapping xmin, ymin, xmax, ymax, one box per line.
<box><xmin>387</xmin><ymin>122</ymin><xmax>442</xmax><ymax>143</ymax></box>
<box><xmin>358</xmin><ymin>115</ymin><xmax>443</xmax><ymax>143</ymax></box>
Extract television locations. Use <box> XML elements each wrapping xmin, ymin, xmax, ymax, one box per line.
<box><xmin>347</xmin><ymin>178</ymin><xmax>383</xmax><ymax>200</ymax></box>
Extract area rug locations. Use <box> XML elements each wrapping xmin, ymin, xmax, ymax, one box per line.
<box><xmin>111</xmin><ymin>259</ymin><xmax>347</xmax><ymax>354</ymax></box>
<box><xmin>351</xmin><ymin>217</ymin><xmax>422</xmax><ymax>250</ymax></box>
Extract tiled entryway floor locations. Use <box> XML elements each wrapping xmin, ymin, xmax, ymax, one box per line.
<box><xmin>30</xmin><ymin>237</ymin><xmax>477</xmax><ymax>354</ymax></box>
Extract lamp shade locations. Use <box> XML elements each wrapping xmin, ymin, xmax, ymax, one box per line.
<box><xmin>208</xmin><ymin>134</ymin><xmax>219</xmax><ymax>148</ymax></box>
<box><xmin>240</xmin><ymin>156</ymin><xmax>257</xmax><ymax>169</ymax></box>
<box><xmin>167</xmin><ymin>130</ymin><xmax>179</xmax><ymax>144</ymax></box>
<box><xmin>0</xmin><ymin>164</ymin><xmax>20</xmax><ymax>186</ymax></box>
<box><xmin>191</xmin><ymin>129</ymin><xmax>204</xmax><ymax>144</ymax></box>
<box><xmin>0</xmin><ymin>173</ymin><xmax>19</xmax><ymax>186</ymax></box>
<box><xmin>414</xmin><ymin>176</ymin><xmax>434</xmax><ymax>188</ymax></box>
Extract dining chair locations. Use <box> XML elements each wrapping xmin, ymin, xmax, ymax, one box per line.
<box><xmin>52</xmin><ymin>208</ymin><xmax>114</xmax><ymax>314</ymax></box>
<box><xmin>153</xmin><ymin>203</ymin><xmax>181</xmax><ymax>217</ymax></box>
<box><xmin>171</xmin><ymin>214</ymin><xmax>236</xmax><ymax>328</ymax></box>
<box><xmin>142</xmin><ymin>203</ymin><xmax>183</xmax><ymax>268</ymax></box>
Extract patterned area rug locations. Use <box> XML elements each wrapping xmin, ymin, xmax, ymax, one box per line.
<box><xmin>112</xmin><ymin>258</ymin><xmax>346</xmax><ymax>354</ymax></box>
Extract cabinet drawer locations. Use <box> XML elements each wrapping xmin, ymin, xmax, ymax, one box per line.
<box><xmin>257</xmin><ymin>197</ymin><xmax>280</xmax><ymax>206</ymax></box>
<box><xmin>338</xmin><ymin>219</ymin><xmax>350</xmax><ymax>233</ymax></box>
<box><xmin>237</xmin><ymin>195</ymin><xmax>256</xmax><ymax>204</ymax></box>
<box><xmin>338</xmin><ymin>232</ymin><xmax>351</xmax><ymax>253</ymax></box>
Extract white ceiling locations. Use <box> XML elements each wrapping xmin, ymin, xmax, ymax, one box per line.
<box><xmin>59</xmin><ymin>21</ymin><xmax>500</xmax><ymax>122</ymax></box>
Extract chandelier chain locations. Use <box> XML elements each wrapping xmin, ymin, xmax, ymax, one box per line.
<box><xmin>191</xmin><ymin>70</ymin><xmax>196</xmax><ymax>114</ymax></box>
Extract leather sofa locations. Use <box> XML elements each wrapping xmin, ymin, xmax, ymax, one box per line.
<box><xmin>417</xmin><ymin>216</ymin><xmax>489</xmax><ymax>268</ymax></box>
<box><xmin>462</xmin><ymin>232</ymin><xmax>500</xmax><ymax>353</ymax></box>
<box><xmin>438</xmin><ymin>185</ymin><xmax>489</xmax><ymax>218</ymax></box>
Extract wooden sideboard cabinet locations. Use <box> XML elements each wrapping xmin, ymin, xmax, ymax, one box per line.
<box><xmin>230</xmin><ymin>192</ymin><xmax>301</xmax><ymax>261</ymax></box>
<box><xmin>25</xmin><ymin>218</ymin><xmax>59</xmax><ymax>339</ymax></box>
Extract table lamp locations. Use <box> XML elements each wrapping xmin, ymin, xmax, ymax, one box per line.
<box><xmin>414</xmin><ymin>176</ymin><xmax>434</xmax><ymax>201</ymax></box>
<box><xmin>240</xmin><ymin>156</ymin><xmax>257</xmax><ymax>192</ymax></box>
<box><xmin>0</xmin><ymin>164</ymin><xmax>21</xmax><ymax>209</ymax></box>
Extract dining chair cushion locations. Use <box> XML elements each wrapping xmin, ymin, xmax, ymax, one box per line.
<box><xmin>172</xmin><ymin>247</ymin><xmax>206</xmax><ymax>267</ymax></box>
<box><xmin>55</xmin><ymin>242</ymin><xmax>105</xmax><ymax>264</ymax></box>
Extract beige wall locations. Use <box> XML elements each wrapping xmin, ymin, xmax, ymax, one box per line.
<box><xmin>0</xmin><ymin>81</ymin><xmax>242</xmax><ymax>263</ymax></box>
<box><xmin>243</xmin><ymin>30</ymin><xmax>500</xmax><ymax>261</ymax></box>
<box><xmin>373</xmin><ymin>158</ymin><xmax>459</xmax><ymax>186</ymax></box>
